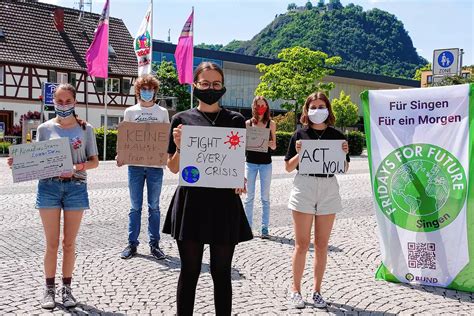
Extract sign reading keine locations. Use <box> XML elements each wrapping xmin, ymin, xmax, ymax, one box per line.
<box><xmin>299</xmin><ymin>140</ymin><xmax>346</xmax><ymax>174</ymax></box>
<box><xmin>179</xmin><ymin>126</ymin><xmax>246</xmax><ymax>188</ymax></box>
<box><xmin>9</xmin><ymin>138</ymin><xmax>74</xmax><ymax>183</ymax></box>
<box><xmin>246</xmin><ymin>126</ymin><xmax>270</xmax><ymax>153</ymax></box>
<box><xmin>116</xmin><ymin>122</ymin><xmax>170</xmax><ymax>167</ymax></box>
<box><xmin>361</xmin><ymin>84</ymin><xmax>474</xmax><ymax>292</ymax></box>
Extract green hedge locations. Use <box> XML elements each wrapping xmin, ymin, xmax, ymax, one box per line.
<box><xmin>0</xmin><ymin>142</ymin><xmax>11</xmax><ymax>155</ymax></box>
<box><xmin>347</xmin><ymin>130</ymin><xmax>365</xmax><ymax>156</ymax></box>
<box><xmin>273</xmin><ymin>131</ymin><xmax>293</xmax><ymax>156</ymax></box>
<box><xmin>94</xmin><ymin>127</ymin><xmax>118</xmax><ymax>160</ymax></box>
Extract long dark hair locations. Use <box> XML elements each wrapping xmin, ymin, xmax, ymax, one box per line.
<box><xmin>54</xmin><ymin>83</ymin><xmax>86</xmax><ymax>130</ymax></box>
<box><xmin>251</xmin><ymin>96</ymin><xmax>271</xmax><ymax>125</ymax></box>
<box><xmin>193</xmin><ymin>62</ymin><xmax>225</xmax><ymax>85</ymax></box>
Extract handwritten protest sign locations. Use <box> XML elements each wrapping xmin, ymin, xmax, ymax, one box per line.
<box><xmin>116</xmin><ymin>122</ymin><xmax>170</xmax><ymax>167</ymax></box>
<box><xmin>10</xmin><ymin>137</ymin><xmax>73</xmax><ymax>183</ymax></box>
<box><xmin>246</xmin><ymin>126</ymin><xmax>270</xmax><ymax>153</ymax></box>
<box><xmin>179</xmin><ymin>126</ymin><xmax>246</xmax><ymax>188</ymax></box>
<box><xmin>299</xmin><ymin>140</ymin><xmax>346</xmax><ymax>174</ymax></box>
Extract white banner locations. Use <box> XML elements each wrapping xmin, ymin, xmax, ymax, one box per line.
<box><xmin>9</xmin><ymin>138</ymin><xmax>74</xmax><ymax>183</ymax></box>
<box><xmin>134</xmin><ymin>4</ymin><xmax>152</xmax><ymax>76</ymax></box>
<box><xmin>299</xmin><ymin>140</ymin><xmax>345</xmax><ymax>174</ymax></box>
<box><xmin>362</xmin><ymin>84</ymin><xmax>474</xmax><ymax>292</ymax></box>
<box><xmin>179</xmin><ymin>126</ymin><xmax>246</xmax><ymax>188</ymax></box>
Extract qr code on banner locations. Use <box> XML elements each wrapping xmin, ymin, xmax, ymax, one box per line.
<box><xmin>407</xmin><ymin>242</ymin><xmax>436</xmax><ymax>269</ymax></box>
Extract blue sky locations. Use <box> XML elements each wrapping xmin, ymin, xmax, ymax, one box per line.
<box><xmin>41</xmin><ymin>0</ymin><xmax>473</xmax><ymax>66</ymax></box>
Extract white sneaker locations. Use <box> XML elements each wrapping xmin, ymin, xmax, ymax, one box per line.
<box><xmin>41</xmin><ymin>286</ymin><xmax>56</xmax><ymax>309</ymax></box>
<box><xmin>312</xmin><ymin>291</ymin><xmax>327</xmax><ymax>308</ymax></box>
<box><xmin>289</xmin><ymin>291</ymin><xmax>305</xmax><ymax>309</ymax></box>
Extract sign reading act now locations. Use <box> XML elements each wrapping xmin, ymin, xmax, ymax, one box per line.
<box><xmin>298</xmin><ymin>140</ymin><xmax>346</xmax><ymax>174</ymax></box>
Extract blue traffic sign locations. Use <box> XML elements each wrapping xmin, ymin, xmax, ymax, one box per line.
<box><xmin>43</xmin><ymin>82</ymin><xmax>59</xmax><ymax>106</ymax></box>
<box><xmin>437</xmin><ymin>51</ymin><xmax>454</xmax><ymax>68</ymax></box>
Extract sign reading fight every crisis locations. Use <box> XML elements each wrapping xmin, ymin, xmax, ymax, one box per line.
<box><xmin>179</xmin><ymin>126</ymin><xmax>246</xmax><ymax>188</ymax></box>
<box><xmin>9</xmin><ymin>137</ymin><xmax>74</xmax><ymax>183</ymax></box>
<box><xmin>361</xmin><ymin>83</ymin><xmax>473</xmax><ymax>292</ymax></box>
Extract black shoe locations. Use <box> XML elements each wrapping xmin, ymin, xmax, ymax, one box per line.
<box><xmin>150</xmin><ymin>244</ymin><xmax>166</xmax><ymax>260</ymax></box>
<box><xmin>120</xmin><ymin>245</ymin><xmax>137</xmax><ymax>259</ymax></box>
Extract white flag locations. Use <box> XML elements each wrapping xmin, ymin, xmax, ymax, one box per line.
<box><xmin>134</xmin><ymin>4</ymin><xmax>152</xmax><ymax>76</ymax></box>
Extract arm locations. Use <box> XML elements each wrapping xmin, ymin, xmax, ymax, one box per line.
<box><xmin>167</xmin><ymin>124</ymin><xmax>182</xmax><ymax>174</ymax></box>
<box><xmin>342</xmin><ymin>141</ymin><xmax>350</xmax><ymax>172</ymax></box>
<box><xmin>269</xmin><ymin>120</ymin><xmax>277</xmax><ymax>150</ymax></box>
<box><xmin>74</xmin><ymin>155</ymin><xmax>99</xmax><ymax>172</ymax></box>
<box><xmin>285</xmin><ymin>140</ymin><xmax>301</xmax><ymax>172</ymax></box>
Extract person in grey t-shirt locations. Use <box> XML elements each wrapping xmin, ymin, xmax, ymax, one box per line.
<box><xmin>8</xmin><ymin>84</ymin><xmax>99</xmax><ymax>309</ymax></box>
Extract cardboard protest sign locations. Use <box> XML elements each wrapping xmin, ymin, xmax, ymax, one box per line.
<box><xmin>299</xmin><ymin>140</ymin><xmax>346</xmax><ymax>174</ymax></box>
<box><xmin>179</xmin><ymin>125</ymin><xmax>246</xmax><ymax>188</ymax></box>
<box><xmin>10</xmin><ymin>137</ymin><xmax>73</xmax><ymax>183</ymax></box>
<box><xmin>246</xmin><ymin>126</ymin><xmax>270</xmax><ymax>153</ymax></box>
<box><xmin>116</xmin><ymin>122</ymin><xmax>170</xmax><ymax>167</ymax></box>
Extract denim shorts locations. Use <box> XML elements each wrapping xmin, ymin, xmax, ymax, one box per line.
<box><xmin>36</xmin><ymin>178</ymin><xmax>90</xmax><ymax>211</ymax></box>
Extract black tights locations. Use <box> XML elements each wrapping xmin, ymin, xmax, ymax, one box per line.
<box><xmin>176</xmin><ymin>240</ymin><xmax>235</xmax><ymax>316</ymax></box>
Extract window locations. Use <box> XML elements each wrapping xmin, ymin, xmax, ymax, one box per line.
<box><xmin>122</xmin><ymin>78</ymin><xmax>131</xmax><ymax>94</ymax></box>
<box><xmin>69</xmin><ymin>73</ymin><xmax>77</xmax><ymax>86</ymax></box>
<box><xmin>107</xmin><ymin>78</ymin><xmax>120</xmax><ymax>93</ymax></box>
<box><xmin>0</xmin><ymin>27</ymin><xmax>5</xmax><ymax>41</ymax></box>
<box><xmin>48</xmin><ymin>70</ymin><xmax>57</xmax><ymax>83</ymax></box>
<box><xmin>0</xmin><ymin>65</ymin><xmax>4</xmax><ymax>84</ymax></box>
<box><xmin>100</xmin><ymin>115</ymin><xmax>123</xmax><ymax>129</ymax></box>
<box><xmin>462</xmin><ymin>72</ymin><xmax>470</xmax><ymax>79</ymax></box>
<box><xmin>427</xmin><ymin>75</ymin><xmax>433</xmax><ymax>84</ymax></box>
<box><xmin>95</xmin><ymin>78</ymin><xmax>105</xmax><ymax>93</ymax></box>
<box><xmin>57</xmin><ymin>72</ymin><xmax>68</xmax><ymax>84</ymax></box>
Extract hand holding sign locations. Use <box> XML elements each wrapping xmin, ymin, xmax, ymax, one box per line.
<box><xmin>179</xmin><ymin>126</ymin><xmax>246</xmax><ymax>188</ymax></box>
<box><xmin>299</xmin><ymin>140</ymin><xmax>346</xmax><ymax>174</ymax></box>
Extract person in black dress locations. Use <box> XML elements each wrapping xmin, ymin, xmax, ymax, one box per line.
<box><xmin>163</xmin><ymin>62</ymin><xmax>253</xmax><ymax>315</ymax></box>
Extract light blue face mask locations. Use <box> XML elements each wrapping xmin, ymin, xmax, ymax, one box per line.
<box><xmin>54</xmin><ymin>103</ymin><xmax>75</xmax><ymax>119</ymax></box>
<box><xmin>140</xmin><ymin>89</ymin><xmax>155</xmax><ymax>102</ymax></box>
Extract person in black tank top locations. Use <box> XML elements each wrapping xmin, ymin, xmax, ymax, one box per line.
<box><xmin>164</xmin><ymin>62</ymin><xmax>252</xmax><ymax>316</ymax></box>
<box><xmin>244</xmin><ymin>96</ymin><xmax>276</xmax><ymax>238</ymax></box>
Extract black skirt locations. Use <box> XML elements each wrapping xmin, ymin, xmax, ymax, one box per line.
<box><xmin>163</xmin><ymin>186</ymin><xmax>254</xmax><ymax>245</ymax></box>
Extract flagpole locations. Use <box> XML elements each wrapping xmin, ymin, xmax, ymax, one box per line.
<box><xmin>190</xmin><ymin>6</ymin><xmax>194</xmax><ymax>109</ymax></box>
<box><xmin>151</xmin><ymin>0</ymin><xmax>153</xmax><ymax>73</ymax></box>
<box><xmin>103</xmin><ymin>79</ymin><xmax>108</xmax><ymax>161</ymax></box>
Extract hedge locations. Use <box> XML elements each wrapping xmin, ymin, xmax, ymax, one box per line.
<box><xmin>347</xmin><ymin>130</ymin><xmax>365</xmax><ymax>156</ymax></box>
<box><xmin>94</xmin><ymin>128</ymin><xmax>118</xmax><ymax>160</ymax></box>
<box><xmin>0</xmin><ymin>142</ymin><xmax>11</xmax><ymax>155</ymax></box>
<box><xmin>272</xmin><ymin>131</ymin><xmax>293</xmax><ymax>156</ymax></box>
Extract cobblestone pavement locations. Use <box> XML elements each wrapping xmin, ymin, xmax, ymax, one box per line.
<box><xmin>0</xmin><ymin>156</ymin><xmax>473</xmax><ymax>315</ymax></box>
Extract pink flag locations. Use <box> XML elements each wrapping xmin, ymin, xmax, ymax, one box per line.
<box><xmin>85</xmin><ymin>0</ymin><xmax>110</xmax><ymax>79</ymax></box>
<box><xmin>175</xmin><ymin>9</ymin><xmax>194</xmax><ymax>85</ymax></box>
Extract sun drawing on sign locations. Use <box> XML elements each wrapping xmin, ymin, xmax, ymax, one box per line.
<box><xmin>224</xmin><ymin>131</ymin><xmax>243</xmax><ymax>150</ymax></box>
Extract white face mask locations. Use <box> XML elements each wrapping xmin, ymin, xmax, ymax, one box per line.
<box><xmin>308</xmin><ymin>108</ymin><xmax>329</xmax><ymax>124</ymax></box>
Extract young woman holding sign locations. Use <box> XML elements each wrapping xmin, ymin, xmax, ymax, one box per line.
<box><xmin>8</xmin><ymin>84</ymin><xmax>99</xmax><ymax>309</ymax></box>
<box><xmin>284</xmin><ymin>92</ymin><xmax>349</xmax><ymax>309</ymax></box>
<box><xmin>117</xmin><ymin>74</ymin><xmax>170</xmax><ymax>260</ymax></box>
<box><xmin>244</xmin><ymin>96</ymin><xmax>276</xmax><ymax>238</ymax></box>
<box><xmin>164</xmin><ymin>62</ymin><xmax>253</xmax><ymax>315</ymax></box>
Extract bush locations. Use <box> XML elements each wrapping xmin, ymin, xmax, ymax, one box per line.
<box><xmin>94</xmin><ymin>127</ymin><xmax>118</xmax><ymax>160</ymax></box>
<box><xmin>347</xmin><ymin>130</ymin><xmax>365</xmax><ymax>156</ymax></box>
<box><xmin>273</xmin><ymin>111</ymin><xmax>296</xmax><ymax>132</ymax></box>
<box><xmin>273</xmin><ymin>131</ymin><xmax>293</xmax><ymax>156</ymax></box>
<box><xmin>0</xmin><ymin>142</ymin><xmax>11</xmax><ymax>154</ymax></box>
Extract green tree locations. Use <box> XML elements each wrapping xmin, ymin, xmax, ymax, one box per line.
<box><xmin>255</xmin><ymin>46</ymin><xmax>342</xmax><ymax>128</ymax></box>
<box><xmin>432</xmin><ymin>74</ymin><xmax>474</xmax><ymax>87</ymax></box>
<box><xmin>317</xmin><ymin>0</ymin><xmax>325</xmax><ymax>9</ymax></box>
<box><xmin>153</xmin><ymin>61</ymin><xmax>191</xmax><ymax>112</ymax></box>
<box><xmin>413</xmin><ymin>63</ymin><xmax>431</xmax><ymax>80</ymax></box>
<box><xmin>195</xmin><ymin>43</ymin><xmax>224</xmax><ymax>51</ymax></box>
<box><xmin>331</xmin><ymin>90</ymin><xmax>359</xmax><ymax>132</ymax></box>
<box><xmin>305</xmin><ymin>1</ymin><xmax>313</xmax><ymax>10</ymax></box>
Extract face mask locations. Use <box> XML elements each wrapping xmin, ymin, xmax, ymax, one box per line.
<box><xmin>308</xmin><ymin>108</ymin><xmax>329</xmax><ymax>124</ymax></box>
<box><xmin>194</xmin><ymin>87</ymin><xmax>227</xmax><ymax>105</ymax></box>
<box><xmin>140</xmin><ymin>89</ymin><xmax>155</xmax><ymax>102</ymax></box>
<box><xmin>54</xmin><ymin>103</ymin><xmax>75</xmax><ymax>119</ymax></box>
<box><xmin>256</xmin><ymin>106</ymin><xmax>267</xmax><ymax>116</ymax></box>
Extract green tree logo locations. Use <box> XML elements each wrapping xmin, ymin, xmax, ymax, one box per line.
<box><xmin>374</xmin><ymin>144</ymin><xmax>467</xmax><ymax>232</ymax></box>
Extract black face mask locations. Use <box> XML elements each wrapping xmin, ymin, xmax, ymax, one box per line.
<box><xmin>194</xmin><ymin>87</ymin><xmax>227</xmax><ymax>105</ymax></box>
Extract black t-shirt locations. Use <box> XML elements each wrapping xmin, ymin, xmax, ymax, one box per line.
<box><xmin>284</xmin><ymin>126</ymin><xmax>350</xmax><ymax>170</ymax></box>
<box><xmin>167</xmin><ymin>107</ymin><xmax>246</xmax><ymax>154</ymax></box>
